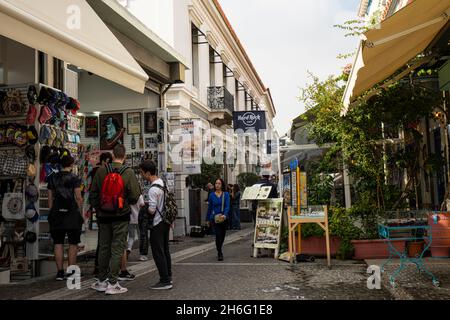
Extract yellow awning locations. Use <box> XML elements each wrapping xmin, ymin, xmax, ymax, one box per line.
<box><xmin>0</xmin><ymin>0</ymin><xmax>149</xmax><ymax>93</ymax></box>
<box><xmin>343</xmin><ymin>0</ymin><xmax>450</xmax><ymax>113</ymax></box>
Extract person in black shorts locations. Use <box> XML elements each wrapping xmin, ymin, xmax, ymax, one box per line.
<box><xmin>47</xmin><ymin>149</ymin><xmax>84</xmax><ymax>281</ymax></box>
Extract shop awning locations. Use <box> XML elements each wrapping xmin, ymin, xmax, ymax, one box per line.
<box><xmin>342</xmin><ymin>0</ymin><xmax>450</xmax><ymax>114</ymax></box>
<box><xmin>0</xmin><ymin>0</ymin><xmax>149</xmax><ymax>93</ymax></box>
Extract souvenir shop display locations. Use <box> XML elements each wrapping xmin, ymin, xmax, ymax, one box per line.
<box><xmin>99</xmin><ymin>113</ymin><xmax>125</xmax><ymax>150</ymax></box>
<box><xmin>0</xmin><ymin>84</ymin><xmax>83</xmax><ymax>273</ymax></box>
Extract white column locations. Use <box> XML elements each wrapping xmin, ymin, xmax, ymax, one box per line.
<box><xmin>198</xmin><ymin>41</ymin><xmax>210</xmax><ymax>106</ymax></box>
<box><xmin>226</xmin><ymin>74</ymin><xmax>236</xmax><ymax>108</ymax></box>
<box><xmin>215</xmin><ymin>61</ymin><xmax>223</xmax><ymax>88</ymax></box>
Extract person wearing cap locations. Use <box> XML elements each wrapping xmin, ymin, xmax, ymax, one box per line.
<box><xmin>47</xmin><ymin>149</ymin><xmax>84</xmax><ymax>281</ymax></box>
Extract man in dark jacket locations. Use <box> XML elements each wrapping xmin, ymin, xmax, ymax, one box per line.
<box><xmin>89</xmin><ymin>144</ymin><xmax>141</xmax><ymax>295</ymax></box>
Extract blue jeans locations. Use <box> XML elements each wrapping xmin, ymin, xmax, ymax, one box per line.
<box><xmin>231</xmin><ymin>205</ymin><xmax>241</xmax><ymax>230</ymax></box>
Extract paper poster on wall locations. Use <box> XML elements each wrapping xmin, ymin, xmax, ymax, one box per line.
<box><xmin>99</xmin><ymin>113</ymin><xmax>125</xmax><ymax>150</ymax></box>
<box><xmin>67</xmin><ymin>115</ymin><xmax>81</xmax><ymax>132</ymax></box>
<box><xmin>254</xmin><ymin>199</ymin><xmax>283</xmax><ymax>250</ymax></box>
<box><xmin>127</xmin><ymin>112</ymin><xmax>142</xmax><ymax>135</ymax></box>
<box><xmin>85</xmin><ymin>116</ymin><xmax>99</xmax><ymax>137</ymax></box>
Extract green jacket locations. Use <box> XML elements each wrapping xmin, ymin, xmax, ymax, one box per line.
<box><xmin>89</xmin><ymin>162</ymin><xmax>141</xmax><ymax>219</ymax></box>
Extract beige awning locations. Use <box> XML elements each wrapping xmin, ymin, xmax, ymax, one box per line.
<box><xmin>343</xmin><ymin>0</ymin><xmax>450</xmax><ymax>113</ymax></box>
<box><xmin>0</xmin><ymin>0</ymin><xmax>149</xmax><ymax>93</ymax></box>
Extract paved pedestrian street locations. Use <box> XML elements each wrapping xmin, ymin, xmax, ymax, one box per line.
<box><xmin>2</xmin><ymin>223</ymin><xmax>449</xmax><ymax>300</ymax></box>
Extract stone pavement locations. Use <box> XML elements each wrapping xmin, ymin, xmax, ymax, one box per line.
<box><xmin>1</xmin><ymin>222</ymin><xmax>450</xmax><ymax>300</ymax></box>
<box><xmin>366</xmin><ymin>258</ymin><xmax>450</xmax><ymax>300</ymax></box>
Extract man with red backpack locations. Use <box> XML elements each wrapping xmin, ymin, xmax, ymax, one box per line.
<box><xmin>89</xmin><ymin>144</ymin><xmax>141</xmax><ymax>295</ymax></box>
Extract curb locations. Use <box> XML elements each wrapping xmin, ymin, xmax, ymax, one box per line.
<box><xmin>30</xmin><ymin>228</ymin><xmax>255</xmax><ymax>300</ymax></box>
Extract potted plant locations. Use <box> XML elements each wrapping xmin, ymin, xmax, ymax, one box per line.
<box><xmin>350</xmin><ymin>205</ymin><xmax>407</xmax><ymax>260</ymax></box>
<box><xmin>405</xmin><ymin>226</ymin><xmax>425</xmax><ymax>258</ymax></box>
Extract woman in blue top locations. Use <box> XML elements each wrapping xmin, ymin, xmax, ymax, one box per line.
<box><xmin>207</xmin><ymin>178</ymin><xmax>230</xmax><ymax>261</ymax></box>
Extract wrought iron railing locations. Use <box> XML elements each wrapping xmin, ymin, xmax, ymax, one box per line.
<box><xmin>207</xmin><ymin>86</ymin><xmax>234</xmax><ymax>113</ymax></box>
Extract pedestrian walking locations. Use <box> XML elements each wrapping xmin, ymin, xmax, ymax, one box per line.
<box><xmin>91</xmin><ymin>152</ymin><xmax>112</xmax><ymax>279</ymax></box>
<box><xmin>47</xmin><ymin>149</ymin><xmax>84</xmax><ymax>281</ymax></box>
<box><xmin>231</xmin><ymin>184</ymin><xmax>241</xmax><ymax>230</ymax></box>
<box><xmin>139</xmin><ymin>160</ymin><xmax>173</xmax><ymax>290</ymax></box>
<box><xmin>206</xmin><ymin>179</ymin><xmax>230</xmax><ymax>261</ymax></box>
<box><xmin>89</xmin><ymin>144</ymin><xmax>141</xmax><ymax>295</ymax></box>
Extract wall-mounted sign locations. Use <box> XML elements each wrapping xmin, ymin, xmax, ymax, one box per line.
<box><xmin>233</xmin><ymin>111</ymin><xmax>267</xmax><ymax>133</ymax></box>
<box><xmin>85</xmin><ymin>116</ymin><xmax>99</xmax><ymax>137</ymax></box>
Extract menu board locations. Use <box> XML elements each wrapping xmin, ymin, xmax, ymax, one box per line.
<box><xmin>254</xmin><ymin>199</ymin><xmax>283</xmax><ymax>250</ymax></box>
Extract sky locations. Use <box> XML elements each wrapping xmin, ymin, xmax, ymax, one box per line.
<box><xmin>219</xmin><ymin>0</ymin><xmax>362</xmax><ymax>136</ymax></box>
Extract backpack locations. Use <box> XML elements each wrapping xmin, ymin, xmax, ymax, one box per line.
<box><xmin>100</xmin><ymin>164</ymin><xmax>129</xmax><ymax>213</ymax></box>
<box><xmin>150</xmin><ymin>183</ymin><xmax>178</xmax><ymax>225</ymax></box>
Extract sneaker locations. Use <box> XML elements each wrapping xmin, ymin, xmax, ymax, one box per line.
<box><xmin>56</xmin><ymin>270</ymin><xmax>65</xmax><ymax>281</ymax></box>
<box><xmin>91</xmin><ymin>280</ymin><xmax>108</xmax><ymax>292</ymax></box>
<box><xmin>105</xmin><ymin>282</ymin><xmax>128</xmax><ymax>295</ymax></box>
<box><xmin>118</xmin><ymin>270</ymin><xmax>136</xmax><ymax>281</ymax></box>
<box><xmin>139</xmin><ymin>255</ymin><xmax>148</xmax><ymax>261</ymax></box>
<box><xmin>149</xmin><ymin>281</ymin><xmax>173</xmax><ymax>290</ymax></box>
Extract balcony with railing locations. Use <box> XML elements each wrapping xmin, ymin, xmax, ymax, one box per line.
<box><xmin>207</xmin><ymin>86</ymin><xmax>234</xmax><ymax>126</ymax></box>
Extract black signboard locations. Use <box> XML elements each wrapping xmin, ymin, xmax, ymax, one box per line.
<box><xmin>233</xmin><ymin>111</ymin><xmax>266</xmax><ymax>133</ymax></box>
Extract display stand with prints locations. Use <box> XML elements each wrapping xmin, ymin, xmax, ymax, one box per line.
<box><xmin>243</xmin><ymin>184</ymin><xmax>284</xmax><ymax>259</ymax></box>
<box><xmin>286</xmin><ymin>159</ymin><xmax>331</xmax><ymax>268</ymax></box>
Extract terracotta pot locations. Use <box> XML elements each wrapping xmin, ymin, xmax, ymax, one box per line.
<box><xmin>351</xmin><ymin>239</ymin><xmax>407</xmax><ymax>260</ymax></box>
<box><xmin>430</xmin><ymin>247</ymin><xmax>450</xmax><ymax>258</ymax></box>
<box><xmin>295</xmin><ymin>236</ymin><xmax>341</xmax><ymax>257</ymax></box>
<box><xmin>407</xmin><ymin>241</ymin><xmax>424</xmax><ymax>258</ymax></box>
<box><xmin>428</xmin><ymin>213</ymin><xmax>450</xmax><ymax>246</ymax></box>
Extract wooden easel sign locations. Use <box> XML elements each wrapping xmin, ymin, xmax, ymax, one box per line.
<box><xmin>253</xmin><ymin>198</ymin><xmax>284</xmax><ymax>258</ymax></box>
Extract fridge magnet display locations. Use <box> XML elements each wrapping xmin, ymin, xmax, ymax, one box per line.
<box><xmin>145</xmin><ymin>137</ymin><xmax>157</xmax><ymax>149</ymax></box>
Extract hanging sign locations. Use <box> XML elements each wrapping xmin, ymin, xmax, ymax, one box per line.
<box><xmin>233</xmin><ymin>111</ymin><xmax>266</xmax><ymax>133</ymax></box>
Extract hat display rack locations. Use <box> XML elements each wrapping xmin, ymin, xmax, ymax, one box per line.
<box><xmin>0</xmin><ymin>83</ymin><xmax>38</xmax><ymax>277</ymax></box>
<box><xmin>0</xmin><ymin>83</ymin><xmax>83</xmax><ymax>278</ymax></box>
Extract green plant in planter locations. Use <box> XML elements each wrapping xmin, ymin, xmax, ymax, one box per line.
<box><xmin>329</xmin><ymin>206</ymin><xmax>361</xmax><ymax>260</ymax></box>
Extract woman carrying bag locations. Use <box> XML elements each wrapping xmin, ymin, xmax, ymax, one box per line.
<box><xmin>206</xmin><ymin>179</ymin><xmax>230</xmax><ymax>261</ymax></box>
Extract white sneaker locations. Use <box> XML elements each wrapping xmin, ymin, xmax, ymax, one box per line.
<box><xmin>105</xmin><ymin>282</ymin><xmax>128</xmax><ymax>295</ymax></box>
<box><xmin>91</xmin><ymin>280</ymin><xmax>108</xmax><ymax>292</ymax></box>
<box><xmin>139</xmin><ymin>255</ymin><xmax>148</xmax><ymax>261</ymax></box>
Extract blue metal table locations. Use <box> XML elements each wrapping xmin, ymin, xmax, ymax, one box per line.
<box><xmin>378</xmin><ymin>224</ymin><xmax>439</xmax><ymax>287</ymax></box>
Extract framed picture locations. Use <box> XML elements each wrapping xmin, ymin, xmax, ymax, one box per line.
<box><xmin>85</xmin><ymin>116</ymin><xmax>99</xmax><ymax>137</ymax></box>
<box><xmin>67</xmin><ymin>115</ymin><xmax>81</xmax><ymax>132</ymax></box>
<box><xmin>99</xmin><ymin>113</ymin><xmax>125</xmax><ymax>150</ymax></box>
<box><xmin>144</xmin><ymin>112</ymin><xmax>158</xmax><ymax>134</ymax></box>
<box><xmin>127</xmin><ymin>112</ymin><xmax>141</xmax><ymax>135</ymax></box>
<box><xmin>145</xmin><ymin>137</ymin><xmax>157</xmax><ymax>149</ymax></box>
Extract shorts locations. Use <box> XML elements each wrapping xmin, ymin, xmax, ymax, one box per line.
<box><xmin>50</xmin><ymin>230</ymin><xmax>81</xmax><ymax>245</ymax></box>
